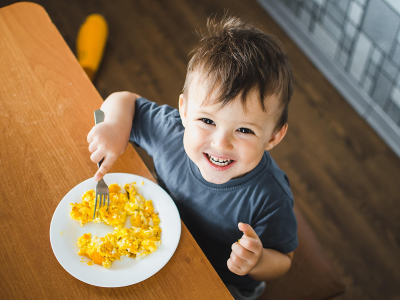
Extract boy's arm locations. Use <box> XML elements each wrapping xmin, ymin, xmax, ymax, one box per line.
<box><xmin>87</xmin><ymin>91</ymin><xmax>140</xmax><ymax>180</ymax></box>
<box><xmin>227</xmin><ymin>222</ymin><xmax>294</xmax><ymax>281</ymax></box>
<box><xmin>248</xmin><ymin>248</ymin><xmax>293</xmax><ymax>281</ymax></box>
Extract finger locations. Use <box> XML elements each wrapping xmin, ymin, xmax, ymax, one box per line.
<box><xmin>87</xmin><ymin>126</ymin><xmax>96</xmax><ymax>143</ymax></box>
<box><xmin>230</xmin><ymin>250</ymin><xmax>247</xmax><ymax>267</ymax></box>
<box><xmin>88</xmin><ymin>141</ymin><xmax>98</xmax><ymax>153</ymax></box>
<box><xmin>231</xmin><ymin>242</ymin><xmax>252</xmax><ymax>261</ymax></box>
<box><xmin>227</xmin><ymin>258</ymin><xmax>245</xmax><ymax>276</ymax></box>
<box><xmin>94</xmin><ymin>155</ymin><xmax>117</xmax><ymax>181</ymax></box>
<box><xmin>238</xmin><ymin>222</ymin><xmax>259</xmax><ymax>240</ymax></box>
<box><xmin>94</xmin><ymin>170</ymin><xmax>104</xmax><ymax>181</ymax></box>
<box><xmin>90</xmin><ymin>148</ymin><xmax>105</xmax><ymax>164</ymax></box>
<box><xmin>238</xmin><ymin>237</ymin><xmax>261</xmax><ymax>254</ymax></box>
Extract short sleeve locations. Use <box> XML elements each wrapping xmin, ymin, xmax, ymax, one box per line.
<box><xmin>130</xmin><ymin>97</ymin><xmax>177</xmax><ymax>157</ymax></box>
<box><xmin>253</xmin><ymin>195</ymin><xmax>298</xmax><ymax>254</ymax></box>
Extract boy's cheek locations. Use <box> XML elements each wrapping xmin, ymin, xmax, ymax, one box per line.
<box><xmin>185</xmin><ymin>126</ymin><xmax>208</xmax><ymax>145</ymax></box>
<box><xmin>183</xmin><ymin>127</ymin><xmax>204</xmax><ymax>157</ymax></box>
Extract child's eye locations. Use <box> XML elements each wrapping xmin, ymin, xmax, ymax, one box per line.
<box><xmin>201</xmin><ymin>118</ymin><xmax>215</xmax><ymax>125</ymax></box>
<box><xmin>237</xmin><ymin>128</ymin><xmax>254</xmax><ymax>134</ymax></box>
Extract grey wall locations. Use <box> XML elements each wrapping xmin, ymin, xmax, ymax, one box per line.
<box><xmin>258</xmin><ymin>0</ymin><xmax>400</xmax><ymax>157</ymax></box>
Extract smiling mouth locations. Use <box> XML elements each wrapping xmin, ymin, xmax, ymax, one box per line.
<box><xmin>205</xmin><ymin>153</ymin><xmax>234</xmax><ymax>166</ymax></box>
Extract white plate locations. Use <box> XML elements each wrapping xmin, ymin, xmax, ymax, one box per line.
<box><xmin>50</xmin><ymin>173</ymin><xmax>181</xmax><ymax>287</ymax></box>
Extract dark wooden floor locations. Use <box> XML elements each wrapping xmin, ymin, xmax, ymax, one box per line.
<box><xmin>2</xmin><ymin>0</ymin><xmax>400</xmax><ymax>299</ymax></box>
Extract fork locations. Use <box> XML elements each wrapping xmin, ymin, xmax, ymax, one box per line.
<box><xmin>93</xmin><ymin>109</ymin><xmax>110</xmax><ymax>219</ymax></box>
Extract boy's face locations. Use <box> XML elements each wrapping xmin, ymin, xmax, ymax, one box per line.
<box><xmin>179</xmin><ymin>76</ymin><xmax>287</xmax><ymax>184</ymax></box>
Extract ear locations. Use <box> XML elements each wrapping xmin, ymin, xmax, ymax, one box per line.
<box><xmin>265</xmin><ymin>123</ymin><xmax>288</xmax><ymax>151</ymax></box>
<box><xmin>179</xmin><ymin>94</ymin><xmax>187</xmax><ymax>127</ymax></box>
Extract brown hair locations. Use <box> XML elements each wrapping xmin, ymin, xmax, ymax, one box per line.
<box><xmin>183</xmin><ymin>15</ymin><xmax>294</xmax><ymax>131</ymax></box>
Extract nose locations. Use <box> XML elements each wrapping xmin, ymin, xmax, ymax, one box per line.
<box><xmin>211</xmin><ymin>131</ymin><xmax>233</xmax><ymax>151</ymax></box>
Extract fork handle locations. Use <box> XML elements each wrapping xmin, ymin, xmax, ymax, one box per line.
<box><xmin>94</xmin><ymin>109</ymin><xmax>104</xmax><ymax>124</ymax></box>
<box><xmin>94</xmin><ymin>109</ymin><xmax>105</xmax><ymax>169</ymax></box>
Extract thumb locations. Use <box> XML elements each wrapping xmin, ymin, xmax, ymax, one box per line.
<box><xmin>238</xmin><ymin>222</ymin><xmax>259</xmax><ymax>240</ymax></box>
<box><xmin>94</xmin><ymin>156</ymin><xmax>115</xmax><ymax>181</ymax></box>
<box><xmin>94</xmin><ymin>170</ymin><xmax>104</xmax><ymax>181</ymax></box>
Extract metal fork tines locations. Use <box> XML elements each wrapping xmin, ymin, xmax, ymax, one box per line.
<box><xmin>93</xmin><ymin>177</ymin><xmax>110</xmax><ymax>219</ymax></box>
<box><xmin>93</xmin><ymin>109</ymin><xmax>110</xmax><ymax>220</ymax></box>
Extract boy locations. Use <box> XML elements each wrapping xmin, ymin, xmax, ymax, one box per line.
<box><xmin>87</xmin><ymin>16</ymin><xmax>297</xmax><ymax>299</ymax></box>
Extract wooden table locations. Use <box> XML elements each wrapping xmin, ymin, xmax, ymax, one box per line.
<box><xmin>0</xmin><ymin>3</ymin><xmax>232</xmax><ymax>299</ymax></box>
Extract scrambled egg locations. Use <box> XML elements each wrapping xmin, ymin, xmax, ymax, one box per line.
<box><xmin>70</xmin><ymin>182</ymin><xmax>161</xmax><ymax>268</ymax></box>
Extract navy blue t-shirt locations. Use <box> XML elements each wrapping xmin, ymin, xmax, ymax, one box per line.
<box><xmin>130</xmin><ymin>97</ymin><xmax>298</xmax><ymax>288</ymax></box>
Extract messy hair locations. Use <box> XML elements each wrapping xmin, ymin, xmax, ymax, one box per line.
<box><xmin>182</xmin><ymin>15</ymin><xmax>294</xmax><ymax>131</ymax></box>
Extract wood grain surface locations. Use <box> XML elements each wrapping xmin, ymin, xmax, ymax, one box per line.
<box><xmin>0</xmin><ymin>3</ymin><xmax>232</xmax><ymax>299</ymax></box>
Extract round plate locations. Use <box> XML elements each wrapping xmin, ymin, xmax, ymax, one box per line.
<box><xmin>50</xmin><ymin>173</ymin><xmax>181</xmax><ymax>287</ymax></box>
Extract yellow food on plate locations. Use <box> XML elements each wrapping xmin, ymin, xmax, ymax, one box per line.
<box><xmin>70</xmin><ymin>182</ymin><xmax>162</xmax><ymax>268</ymax></box>
<box><xmin>70</xmin><ymin>183</ymin><xmax>129</xmax><ymax>227</ymax></box>
<box><xmin>77</xmin><ymin>232</ymin><xmax>119</xmax><ymax>268</ymax></box>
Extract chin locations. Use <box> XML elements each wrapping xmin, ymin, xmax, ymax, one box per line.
<box><xmin>201</xmin><ymin>171</ymin><xmax>231</xmax><ymax>185</ymax></box>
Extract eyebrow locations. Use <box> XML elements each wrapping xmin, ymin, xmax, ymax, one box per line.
<box><xmin>241</xmin><ymin>122</ymin><xmax>262</xmax><ymax>130</ymax></box>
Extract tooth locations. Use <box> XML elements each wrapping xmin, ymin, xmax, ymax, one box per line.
<box><xmin>207</xmin><ymin>154</ymin><xmax>232</xmax><ymax>166</ymax></box>
<box><xmin>213</xmin><ymin>156</ymin><xmax>226</xmax><ymax>163</ymax></box>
